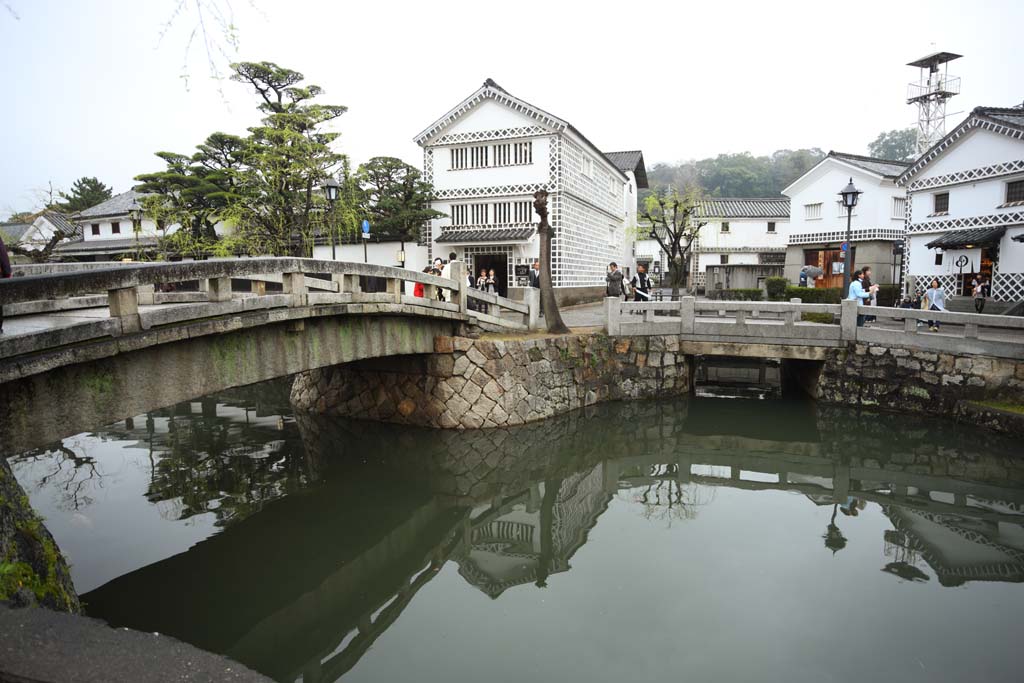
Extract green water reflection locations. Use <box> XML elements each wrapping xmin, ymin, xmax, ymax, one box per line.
<box><xmin>11</xmin><ymin>385</ymin><xmax>1024</xmax><ymax>683</ymax></box>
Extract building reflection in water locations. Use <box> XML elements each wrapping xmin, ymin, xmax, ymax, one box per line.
<box><xmin>12</xmin><ymin>386</ymin><xmax>1024</xmax><ymax>683</ymax></box>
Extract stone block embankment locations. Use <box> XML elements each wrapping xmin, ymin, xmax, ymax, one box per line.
<box><xmin>817</xmin><ymin>344</ymin><xmax>1024</xmax><ymax>416</ymax></box>
<box><xmin>290</xmin><ymin>334</ymin><xmax>692</xmax><ymax>429</ymax></box>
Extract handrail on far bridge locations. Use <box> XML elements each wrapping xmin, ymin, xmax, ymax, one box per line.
<box><xmin>605</xmin><ymin>296</ymin><xmax>1024</xmax><ymax>360</ymax></box>
<box><xmin>0</xmin><ymin>258</ymin><xmax>540</xmax><ymax>362</ymax></box>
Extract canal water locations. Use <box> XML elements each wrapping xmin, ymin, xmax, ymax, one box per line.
<box><xmin>9</xmin><ymin>380</ymin><xmax>1024</xmax><ymax>683</ymax></box>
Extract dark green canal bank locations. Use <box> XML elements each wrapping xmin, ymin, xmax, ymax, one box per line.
<box><xmin>7</xmin><ymin>379</ymin><xmax>1024</xmax><ymax>683</ymax></box>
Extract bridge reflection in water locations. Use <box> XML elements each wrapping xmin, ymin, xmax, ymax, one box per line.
<box><xmin>11</xmin><ymin>390</ymin><xmax>1024</xmax><ymax>683</ymax></box>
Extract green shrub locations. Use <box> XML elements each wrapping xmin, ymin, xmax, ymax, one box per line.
<box><xmin>801</xmin><ymin>312</ymin><xmax>837</xmax><ymax>324</ymax></box>
<box><xmin>876</xmin><ymin>284</ymin><xmax>900</xmax><ymax>307</ymax></box>
<box><xmin>706</xmin><ymin>288</ymin><xmax>764</xmax><ymax>301</ymax></box>
<box><xmin>765</xmin><ymin>277</ymin><xmax>789</xmax><ymax>301</ymax></box>
<box><xmin>784</xmin><ymin>286</ymin><xmax>842</xmax><ymax>304</ymax></box>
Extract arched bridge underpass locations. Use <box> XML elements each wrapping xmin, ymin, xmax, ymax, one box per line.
<box><xmin>0</xmin><ymin>258</ymin><xmax>537</xmax><ymax>455</ymax></box>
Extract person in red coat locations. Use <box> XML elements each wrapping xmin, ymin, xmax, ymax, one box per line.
<box><xmin>413</xmin><ymin>267</ymin><xmax>431</xmax><ymax>298</ymax></box>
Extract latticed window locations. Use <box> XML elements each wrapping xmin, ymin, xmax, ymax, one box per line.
<box><xmin>892</xmin><ymin>196</ymin><xmax>907</xmax><ymax>219</ymax></box>
<box><xmin>933</xmin><ymin>192</ymin><xmax>949</xmax><ymax>213</ymax></box>
<box><xmin>805</xmin><ymin>203</ymin><xmax>822</xmax><ymax>220</ymax></box>
<box><xmin>451</xmin><ymin>204</ymin><xmax>469</xmax><ymax>226</ymax></box>
<box><xmin>514</xmin><ymin>141</ymin><xmax>532</xmax><ymax>165</ymax></box>
<box><xmin>494</xmin><ymin>143</ymin><xmax>511</xmax><ymax>166</ymax></box>
<box><xmin>1007</xmin><ymin>179</ymin><xmax>1024</xmax><ymax>203</ymax></box>
<box><xmin>513</xmin><ymin>200</ymin><xmax>532</xmax><ymax>223</ymax></box>
<box><xmin>451</xmin><ymin>141</ymin><xmax>532</xmax><ymax>170</ymax></box>
<box><xmin>470</xmin><ymin>203</ymin><xmax>488</xmax><ymax>224</ymax></box>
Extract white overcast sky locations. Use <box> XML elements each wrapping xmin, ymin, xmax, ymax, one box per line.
<box><xmin>1</xmin><ymin>0</ymin><xmax>1022</xmax><ymax>215</ymax></box>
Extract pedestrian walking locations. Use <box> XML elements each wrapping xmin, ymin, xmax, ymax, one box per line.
<box><xmin>973</xmin><ymin>276</ymin><xmax>986</xmax><ymax>313</ymax></box>
<box><xmin>606</xmin><ymin>262</ymin><xmax>624</xmax><ymax>299</ymax></box>
<box><xmin>0</xmin><ymin>233</ymin><xmax>11</xmax><ymax>334</ymax></box>
<box><xmin>630</xmin><ymin>263</ymin><xmax>651</xmax><ymax>312</ymax></box>
<box><xmin>924</xmin><ymin>278</ymin><xmax>946</xmax><ymax>332</ymax></box>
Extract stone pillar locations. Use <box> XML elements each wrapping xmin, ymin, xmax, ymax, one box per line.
<box><xmin>524</xmin><ymin>287</ymin><xmax>541</xmax><ymax>330</ymax></box>
<box><xmin>207</xmin><ymin>277</ymin><xmax>232</xmax><ymax>302</ymax></box>
<box><xmin>833</xmin><ymin>461</ymin><xmax>850</xmax><ymax>504</ymax></box>
<box><xmin>386</xmin><ymin>277</ymin><xmax>403</xmax><ymax>303</ymax></box>
<box><xmin>605</xmin><ymin>296</ymin><xmax>621</xmax><ymax>335</ymax></box>
<box><xmin>337</xmin><ymin>273</ymin><xmax>361</xmax><ymax>299</ymax></box>
<box><xmin>679</xmin><ymin>296</ymin><xmax>696</xmax><ymax>334</ymax></box>
<box><xmin>450</xmin><ymin>261</ymin><xmax>467</xmax><ymax>314</ymax></box>
<box><xmin>840</xmin><ymin>299</ymin><xmax>858</xmax><ymax>340</ymax></box>
<box><xmin>136</xmin><ymin>284</ymin><xmax>155</xmax><ymax>306</ymax></box>
<box><xmin>251</xmin><ymin>279</ymin><xmax>266</xmax><ymax>296</ymax></box>
<box><xmin>786</xmin><ymin>298</ymin><xmax>801</xmax><ymax>328</ymax></box>
<box><xmin>282</xmin><ymin>272</ymin><xmax>307</xmax><ymax>306</ymax></box>
<box><xmin>108</xmin><ymin>287</ymin><xmax>140</xmax><ymax>334</ymax></box>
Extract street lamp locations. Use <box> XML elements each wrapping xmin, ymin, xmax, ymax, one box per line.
<box><xmin>838</xmin><ymin>178</ymin><xmax>862</xmax><ymax>297</ymax></box>
<box><xmin>322</xmin><ymin>177</ymin><xmax>341</xmax><ymax>260</ymax></box>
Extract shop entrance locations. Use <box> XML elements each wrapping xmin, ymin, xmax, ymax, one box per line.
<box><xmin>956</xmin><ymin>248</ymin><xmax>995</xmax><ymax>296</ymax></box>
<box><xmin>471</xmin><ymin>253</ymin><xmax>509</xmax><ymax>297</ymax></box>
<box><xmin>805</xmin><ymin>248</ymin><xmax>854</xmax><ymax>289</ymax></box>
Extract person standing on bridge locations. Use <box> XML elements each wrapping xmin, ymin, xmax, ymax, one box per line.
<box><xmin>631</xmin><ymin>263</ymin><xmax>651</xmax><ymax>305</ymax></box>
<box><xmin>847</xmin><ymin>268</ymin><xmax>875</xmax><ymax>327</ymax></box>
<box><xmin>0</xmin><ymin>233</ymin><xmax>11</xmax><ymax>333</ymax></box>
<box><xmin>606</xmin><ymin>262</ymin><xmax>624</xmax><ymax>299</ymax></box>
<box><xmin>924</xmin><ymin>278</ymin><xmax>947</xmax><ymax>332</ymax></box>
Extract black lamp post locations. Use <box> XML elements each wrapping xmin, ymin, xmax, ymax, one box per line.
<box><xmin>838</xmin><ymin>178</ymin><xmax>862</xmax><ymax>297</ymax></box>
<box><xmin>322</xmin><ymin>177</ymin><xmax>341</xmax><ymax>260</ymax></box>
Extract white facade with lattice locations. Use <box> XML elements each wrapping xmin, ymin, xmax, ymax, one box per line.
<box><xmin>689</xmin><ymin>203</ymin><xmax>790</xmax><ymax>289</ymax></box>
<box><xmin>415</xmin><ymin>80</ymin><xmax>638</xmax><ymax>293</ymax></box>
<box><xmin>897</xmin><ymin>107</ymin><xmax>1024</xmax><ymax>302</ymax></box>
<box><xmin>782</xmin><ymin>152</ymin><xmax>910</xmax><ymax>286</ymax></box>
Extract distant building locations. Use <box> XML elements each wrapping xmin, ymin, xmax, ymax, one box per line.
<box><xmin>58</xmin><ymin>190</ymin><xmax>161</xmax><ymax>260</ymax></box>
<box><xmin>0</xmin><ymin>212</ymin><xmax>79</xmax><ymax>253</ymax></box>
<box><xmin>415</xmin><ymin>79</ymin><xmax>645</xmax><ymax>303</ymax></box>
<box><xmin>783</xmin><ymin>151</ymin><xmax>910</xmax><ymax>289</ymax></box>
<box><xmin>896</xmin><ymin>105</ymin><xmax>1024</xmax><ymax>302</ymax></box>
<box><xmin>694</xmin><ymin>198</ymin><xmax>790</xmax><ymax>292</ymax></box>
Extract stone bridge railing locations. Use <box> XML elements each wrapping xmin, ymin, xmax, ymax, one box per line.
<box><xmin>0</xmin><ymin>258</ymin><xmax>538</xmax><ymax>366</ymax></box>
<box><xmin>605</xmin><ymin>297</ymin><xmax>1024</xmax><ymax>360</ymax></box>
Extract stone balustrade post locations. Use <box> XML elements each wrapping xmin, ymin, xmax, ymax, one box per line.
<box><xmin>136</xmin><ymin>284</ymin><xmax>155</xmax><ymax>306</ymax></box>
<box><xmin>282</xmin><ymin>272</ymin><xmax>307</xmax><ymax>307</ymax></box>
<box><xmin>679</xmin><ymin>296</ymin><xmax>695</xmax><ymax>334</ymax></box>
<box><xmin>386</xmin><ymin>277</ymin><xmax>403</xmax><ymax>303</ymax></box>
<box><xmin>336</xmin><ymin>273</ymin><xmax>361</xmax><ymax>299</ymax></box>
<box><xmin>840</xmin><ymin>299</ymin><xmax>858</xmax><ymax>341</ymax></box>
<box><xmin>450</xmin><ymin>261</ymin><xmax>467</xmax><ymax>314</ymax></box>
<box><xmin>785</xmin><ymin>298</ymin><xmax>801</xmax><ymax>328</ymax></box>
<box><xmin>524</xmin><ymin>286</ymin><xmax>541</xmax><ymax>330</ymax></box>
<box><xmin>108</xmin><ymin>286</ymin><xmax>140</xmax><ymax>334</ymax></box>
<box><xmin>251</xmin><ymin>279</ymin><xmax>267</xmax><ymax>296</ymax></box>
<box><xmin>207</xmin><ymin>277</ymin><xmax>232</xmax><ymax>303</ymax></box>
<box><xmin>605</xmin><ymin>296</ymin><xmax>621</xmax><ymax>335</ymax></box>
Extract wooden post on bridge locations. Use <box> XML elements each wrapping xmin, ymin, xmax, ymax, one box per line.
<box><xmin>108</xmin><ymin>286</ymin><xmax>140</xmax><ymax>334</ymax></box>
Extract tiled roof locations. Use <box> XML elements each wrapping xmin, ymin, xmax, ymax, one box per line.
<box><xmin>979</xmin><ymin>105</ymin><xmax>1024</xmax><ymax>132</ymax></box>
<box><xmin>605</xmin><ymin>151</ymin><xmax>649</xmax><ymax>188</ymax></box>
<box><xmin>436</xmin><ymin>227</ymin><xmax>534</xmax><ymax>244</ymax></box>
<box><xmin>925</xmin><ymin>227</ymin><xmax>1006</xmax><ymax>249</ymax></box>
<box><xmin>697</xmin><ymin>198</ymin><xmax>790</xmax><ymax>220</ymax></box>
<box><xmin>0</xmin><ymin>222</ymin><xmax>32</xmax><ymax>242</ymax></box>
<box><xmin>76</xmin><ymin>190</ymin><xmax>148</xmax><ymax>219</ymax></box>
<box><xmin>55</xmin><ymin>236</ymin><xmax>158</xmax><ymax>254</ymax></box>
<box><xmin>828</xmin><ymin>151</ymin><xmax>911</xmax><ymax>179</ymax></box>
<box><xmin>41</xmin><ymin>211</ymin><xmax>82</xmax><ymax>239</ymax></box>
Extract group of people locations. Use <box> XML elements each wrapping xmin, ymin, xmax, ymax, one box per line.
<box><xmin>849</xmin><ymin>266</ymin><xmax>952</xmax><ymax>332</ymax></box>
<box><xmin>605</xmin><ymin>262</ymin><xmax>652</xmax><ymax>304</ymax></box>
<box><xmin>412</xmin><ymin>251</ymin><xmax>504</xmax><ymax>314</ymax></box>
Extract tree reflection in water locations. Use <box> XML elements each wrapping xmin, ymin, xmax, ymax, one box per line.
<box><xmin>11</xmin><ymin>384</ymin><xmax>1024</xmax><ymax>683</ymax></box>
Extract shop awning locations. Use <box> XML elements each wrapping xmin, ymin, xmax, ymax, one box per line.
<box><xmin>925</xmin><ymin>226</ymin><xmax>1005</xmax><ymax>249</ymax></box>
<box><xmin>436</xmin><ymin>227</ymin><xmax>534</xmax><ymax>244</ymax></box>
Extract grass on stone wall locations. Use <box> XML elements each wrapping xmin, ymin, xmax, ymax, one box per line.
<box><xmin>973</xmin><ymin>399</ymin><xmax>1024</xmax><ymax>415</ymax></box>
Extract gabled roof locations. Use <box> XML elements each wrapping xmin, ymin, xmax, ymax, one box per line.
<box><xmin>826</xmin><ymin>151</ymin><xmax>911</xmax><ymax>179</ymax></box>
<box><xmin>76</xmin><ymin>190</ymin><xmax>148</xmax><ymax>219</ymax></box>
<box><xmin>782</xmin><ymin>151</ymin><xmax>910</xmax><ymax>197</ymax></box>
<box><xmin>0</xmin><ymin>222</ymin><xmax>32</xmax><ymax>242</ymax></box>
<box><xmin>605</xmin><ymin>151</ymin><xmax>649</xmax><ymax>188</ymax></box>
<box><xmin>39</xmin><ymin>211</ymin><xmax>82</xmax><ymax>240</ymax></box>
<box><xmin>414</xmin><ymin>78</ymin><xmax>629</xmax><ymax>182</ymax></box>
<box><xmin>698</xmin><ymin>198</ymin><xmax>790</xmax><ymax>220</ymax></box>
<box><xmin>898</xmin><ymin>105</ymin><xmax>1024</xmax><ymax>186</ymax></box>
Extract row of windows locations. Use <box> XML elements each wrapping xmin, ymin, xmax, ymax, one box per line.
<box><xmin>804</xmin><ymin>197</ymin><xmax>910</xmax><ymax>220</ymax></box>
<box><xmin>90</xmin><ymin>221</ymin><xmax>134</xmax><ymax>235</ymax></box>
<box><xmin>451</xmin><ymin>201</ymin><xmax>534</xmax><ymax>226</ymax></box>
<box><xmin>450</xmin><ymin>141</ymin><xmax>533</xmax><ymax>170</ymax></box>
<box><xmin>719</xmin><ymin>222</ymin><xmax>776</xmax><ymax>233</ymax></box>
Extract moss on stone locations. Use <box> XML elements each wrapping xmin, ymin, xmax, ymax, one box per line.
<box><xmin>973</xmin><ymin>400</ymin><xmax>1024</xmax><ymax>415</ymax></box>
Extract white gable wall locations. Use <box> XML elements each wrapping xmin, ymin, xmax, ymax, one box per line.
<box><xmin>786</xmin><ymin>162</ymin><xmax>905</xmax><ymax>238</ymax></box>
<box><xmin>438</xmin><ymin>98</ymin><xmax>549</xmax><ymax>136</ymax></box>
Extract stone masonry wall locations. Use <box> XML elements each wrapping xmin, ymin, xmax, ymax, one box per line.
<box><xmin>290</xmin><ymin>334</ymin><xmax>692</xmax><ymax>430</ymax></box>
<box><xmin>817</xmin><ymin>343</ymin><xmax>1024</xmax><ymax>416</ymax></box>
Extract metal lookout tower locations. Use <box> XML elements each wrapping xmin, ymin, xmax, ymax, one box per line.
<box><xmin>907</xmin><ymin>51</ymin><xmax>962</xmax><ymax>154</ymax></box>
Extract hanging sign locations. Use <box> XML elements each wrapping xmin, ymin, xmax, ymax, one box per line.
<box><xmin>955</xmin><ymin>255</ymin><xmax>969</xmax><ymax>268</ymax></box>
